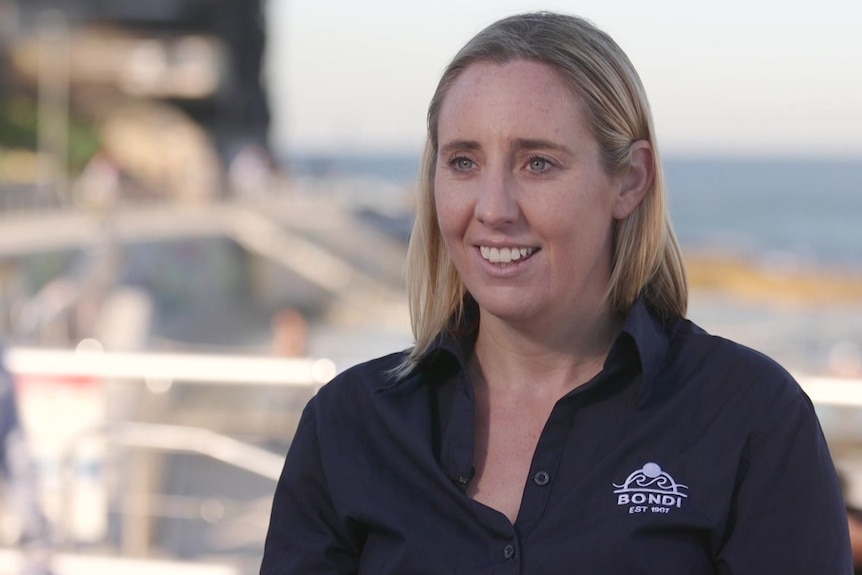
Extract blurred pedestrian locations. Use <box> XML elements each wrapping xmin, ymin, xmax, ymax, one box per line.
<box><xmin>0</xmin><ymin>345</ymin><xmax>54</xmax><ymax>575</ymax></box>
<box><xmin>840</xmin><ymin>470</ymin><xmax>862</xmax><ymax>574</ymax></box>
<box><xmin>271</xmin><ymin>308</ymin><xmax>308</xmax><ymax>358</ymax></box>
<box><xmin>849</xmin><ymin>508</ymin><xmax>862</xmax><ymax>574</ymax></box>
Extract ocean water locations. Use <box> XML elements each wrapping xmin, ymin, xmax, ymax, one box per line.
<box><xmin>664</xmin><ymin>159</ymin><xmax>862</xmax><ymax>270</ymax></box>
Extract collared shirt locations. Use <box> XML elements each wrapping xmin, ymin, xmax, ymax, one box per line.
<box><xmin>261</xmin><ymin>300</ymin><xmax>852</xmax><ymax>574</ymax></box>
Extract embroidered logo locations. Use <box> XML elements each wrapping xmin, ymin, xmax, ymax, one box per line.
<box><xmin>613</xmin><ymin>462</ymin><xmax>688</xmax><ymax>514</ymax></box>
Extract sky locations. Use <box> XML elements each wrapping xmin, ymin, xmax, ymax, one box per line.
<box><xmin>264</xmin><ymin>0</ymin><xmax>862</xmax><ymax>159</ymax></box>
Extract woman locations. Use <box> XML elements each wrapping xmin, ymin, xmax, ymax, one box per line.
<box><xmin>262</xmin><ymin>12</ymin><xmax>851</xmax><ymax>574</ymax></box>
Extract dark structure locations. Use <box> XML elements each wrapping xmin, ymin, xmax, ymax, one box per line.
<box><xmin>6</xmin><ymin>0</ymin><xmax>272</xmax><ymax>160</ymax></box>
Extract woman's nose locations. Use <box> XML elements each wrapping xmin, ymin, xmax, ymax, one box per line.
<box><xmin>474</xmin><ymin>169</ymin><xmax>519</xmax><ymax>226</ymax></box>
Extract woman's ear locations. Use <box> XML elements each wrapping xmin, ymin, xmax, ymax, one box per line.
<box><xmin>612</xmin><ymin>140</ymin><xmax>654</xmax><ymax>219</ymax></box>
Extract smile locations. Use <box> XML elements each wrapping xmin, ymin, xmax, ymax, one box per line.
<box><xmin>479</xmin><ymin>246</ymin><xmax>536</xmax><ymax>264</ymax></box>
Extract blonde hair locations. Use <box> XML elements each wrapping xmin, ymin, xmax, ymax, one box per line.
<box><xmin>398</xmin><ymin>12</ymin><xmax>687</xmax><ymax>376</ymax></box>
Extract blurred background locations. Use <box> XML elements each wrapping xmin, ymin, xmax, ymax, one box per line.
<box><xmin>0</xmin><ymin>0</ymin><xmax>860</xmax><ymax>573</ymax></box>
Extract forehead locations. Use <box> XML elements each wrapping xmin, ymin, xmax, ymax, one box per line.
<box><xmin>437</xmin><ymin>59</ymin><xmax>585</xmax><ymax>139</ymax></box>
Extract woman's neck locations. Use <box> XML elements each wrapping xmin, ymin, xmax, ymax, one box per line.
<box><xmin>472</xmin><ymin>305</ymin><xmax>621</xmax><ymax>396</ymax></box>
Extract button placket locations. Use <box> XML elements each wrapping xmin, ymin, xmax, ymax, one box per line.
<box><xmin>515</xmin><ymin>408</ymin><xmax>576</xmax><ymax>533</ymax></box>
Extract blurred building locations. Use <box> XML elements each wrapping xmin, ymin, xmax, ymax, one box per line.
<box><xmin>0</xmin><ymin>0</ymin><xmax>272</xmax><ymax>209</ymax></box>
<box><xmin>2</xmin><ymin>0</ymin><xmax>270</xmax><ymax>157</ymax></box>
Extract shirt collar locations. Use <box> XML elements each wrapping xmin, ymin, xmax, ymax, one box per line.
<box><xmin>617</xmin><ymin>298</ymin><xmax>673</xmax><ymax>407</ymax></box>
<box><xmin>377</xmin><ymin>301</ymin><xmax>479</xmax><ymax>394</ymax></box>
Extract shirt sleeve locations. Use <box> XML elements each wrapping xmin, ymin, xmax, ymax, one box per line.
<box><xmin>260</xmin><ymin>395</ymin><xmax>362</xmax><ymax>575</ymax></box>
<box><xmin>716</xmin><ymin>385</ymin><xmax>853</xmax><ymax>574</ymax></box>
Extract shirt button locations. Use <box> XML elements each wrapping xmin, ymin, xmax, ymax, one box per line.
<box><xmin>503</xmin><ymin>544</ymin><xmax>515</xmax><ymax>559</ymax></box>
<box><xmin>533</xmin><ymin>471</ymin><xmax>550</xmax><ymax>486</ymax></box>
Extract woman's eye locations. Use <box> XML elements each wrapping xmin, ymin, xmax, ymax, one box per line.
<box><xmin>451</xmin><ymin>157</ymin><xmax>475</xmax><ymax>170</ymax></box>
<box><xmin>528</xmin><ymin>157</ymin><xmax>550</xmax><ymax>172</ymax></box>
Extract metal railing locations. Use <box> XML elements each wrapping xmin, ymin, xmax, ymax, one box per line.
<box><xmin>3</xmin><ymin>346</ymin><xmax>337</xmax><ymax>388</ymax></box>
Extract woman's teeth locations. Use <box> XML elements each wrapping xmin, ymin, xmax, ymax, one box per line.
<box><xmin>479</xmin><ymin>246</ymin><xmax>535</xmax><ymax>264</ymax></box>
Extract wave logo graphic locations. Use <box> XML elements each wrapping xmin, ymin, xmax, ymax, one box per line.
<box><xmin>613</xmin><ymin>462</ymin><xmax>688</xmax><ymax>513</ymax></box>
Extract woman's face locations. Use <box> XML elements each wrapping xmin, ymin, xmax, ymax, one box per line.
<box><xmin>434</xmin><ymin>59</ymin><xmax>629</xmax><ymax>329</ymax></box>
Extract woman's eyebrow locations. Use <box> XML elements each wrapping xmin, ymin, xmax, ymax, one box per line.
<box><xmin>511</xmin><ymin>138</ymin><xmax>572</xmax><ymax>155</ymax></box>
<box><xmin>438</xmin><ymin>140</ymin><xmax>481</xmax><ymax>156</ymax></box>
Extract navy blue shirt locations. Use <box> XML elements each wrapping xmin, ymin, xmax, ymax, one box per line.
<box><xmin>261</xmin><ymin>300</ymin><xmax>852</xmax><ymax>574</ymax></box>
